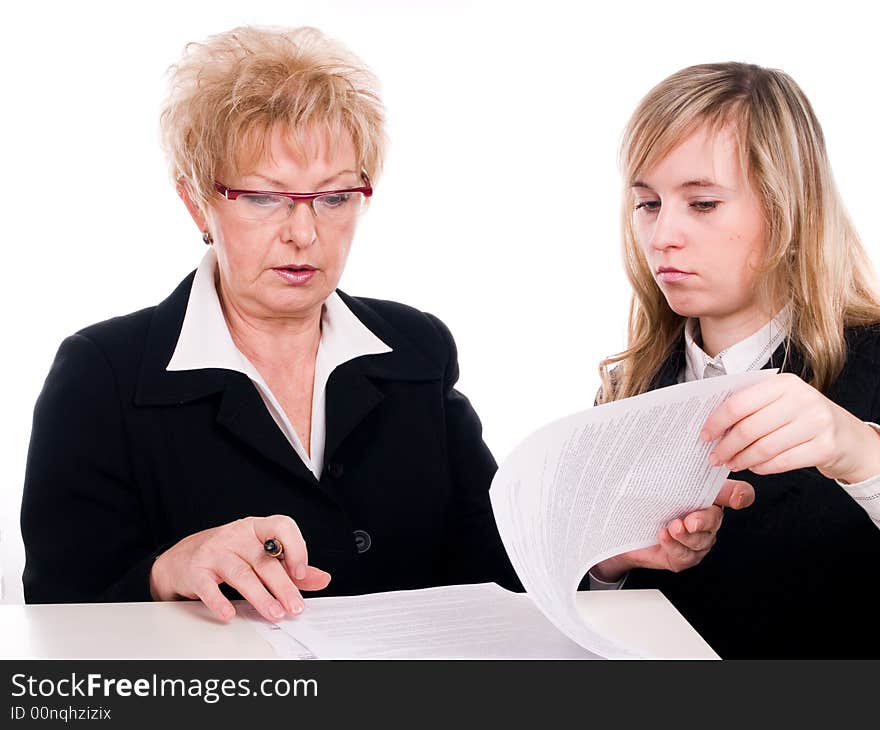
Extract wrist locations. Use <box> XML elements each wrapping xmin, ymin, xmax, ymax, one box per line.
<box><xmin>592</xmin><ymin>554</ymin><xmax>633</xmax><ymax>582</ymax></box>
<box><xmin>823</xmin><ymin>421</ymin><xmax>880</xmax><ymax>484</ymax></box>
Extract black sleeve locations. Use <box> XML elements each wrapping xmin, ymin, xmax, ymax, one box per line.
<box><xmin>424</xmin><ymin>314</ymin><xmax>523</xmax><ymax>592</ymax></box>
<box><xmin>21</xmin><ymin>334</ymin><xmax>158</xmax><ymax>603</ymax></box>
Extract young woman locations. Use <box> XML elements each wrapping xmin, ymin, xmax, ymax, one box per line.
<box><xmin>599</xmin><ymin>62</ymin><xmax>880</xmax><ymax>658</ymax></box>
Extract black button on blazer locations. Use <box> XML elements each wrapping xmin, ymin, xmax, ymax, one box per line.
<box><xmin>21</xmin><ymin>271</ymin><xmax>521</xmax><ymax>604</ymax></box>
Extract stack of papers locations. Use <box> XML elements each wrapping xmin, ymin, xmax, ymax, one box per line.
<box><xmin>246</xmin><ymin>371</ymin><xmax>775</xmax><ymax>658</ymax></box>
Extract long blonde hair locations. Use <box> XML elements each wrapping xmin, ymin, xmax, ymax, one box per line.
<box><xmin>599</xmin><ymin>62</ymin><xmax>880</xmax><ymax>402</ymax></box>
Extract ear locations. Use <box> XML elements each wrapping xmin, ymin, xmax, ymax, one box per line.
<box><xmin>177</xmin><ymin>179</ymin><xmax>209</xmax><ymax>232</ymax></box>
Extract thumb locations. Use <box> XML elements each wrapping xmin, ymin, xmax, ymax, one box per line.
<box><xmin>294</xmin><ymin>566</ymin><xmax>332</xmax><ymax>592</ymax></box>
<box><xmin>714</xmin><ymin>478</ymin><xmax>755</xmax><ymax>510</ymax></box>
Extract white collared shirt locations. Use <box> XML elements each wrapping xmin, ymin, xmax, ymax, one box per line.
<box><xmin>681</xmin><ymin>309</ymin><xmax>880</xmax><ymax>529</ymax></box>
<box><xmin>166</xmin><ymin>248</ymin><xmax>392</xmax><ymax>479</ymax></box>
<box><xmin>682</xmin><ymin>306</ymin><xmax>792</xmax><ymax>383</ymax></box>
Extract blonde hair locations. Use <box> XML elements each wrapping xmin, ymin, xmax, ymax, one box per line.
<box><xmin>160</xmin><ymin>25</ymin><xmax>387</xmax><ymax>211</ymax></box>
<box><xmin>599</xmin><ymin>62</ymin><xmax>880</xmax><ymax>402</ymax></box>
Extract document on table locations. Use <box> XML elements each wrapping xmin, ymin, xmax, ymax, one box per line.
<box><xmin>244</xmin><ymin>582</ymin><xmax>597</xmax><ymax>659</ymax></box>
<box><xmin>245</xmin><ymin>371</ymin><xmax>775</xmax><ymax>659</ymax></box>
<box><xmin>489</xmin><ymin>369</ymin><xmax>777</xmax><ymax>658</ymax></box>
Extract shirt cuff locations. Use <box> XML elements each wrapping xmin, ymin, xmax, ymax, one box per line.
<box><xmin>588</xmin><ymin>570</ymin><xmax>628</xmax><ymax>590</ymax></box>
<box><xmin>835</xmin><ymin>422</ymin><xmax>880</xmax><ymax>528</ymax></box>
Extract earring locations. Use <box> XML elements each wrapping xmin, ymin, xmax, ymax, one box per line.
<box><xmin>202</xmin><ymin>230</ymin><xmax>213</xmax><ymax>245</ymax></box>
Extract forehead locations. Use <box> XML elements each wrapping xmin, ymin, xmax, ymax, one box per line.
<box><xmin>235</xmin><ymin>124</ymin><xmax>358</xmax><ymax>184</ymax></box>
<box><xmin>637</xmin><ymin>125</ymin><xmax>744</xmax><ymax>189</ymax></box>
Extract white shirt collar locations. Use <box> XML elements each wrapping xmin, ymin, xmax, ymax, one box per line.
<box><xmin>167</xmin><ymin>248</ymin><xmax>392</xmax><ymax>478</ymax></box>
<box><xmin>683</xmin><ymin>305</ymin><xmax>791</xmax><ymax>381</ymax></box>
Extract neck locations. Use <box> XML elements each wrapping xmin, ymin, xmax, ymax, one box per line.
<box><xmin>217</xmin><ymin>283</ymin><xmax>322</xmax><ymax>372</ymax></box>
<box><xmin>698</xmin><ymin>305</ymin><xmax>778</xmax><ymax>358</ymax></box>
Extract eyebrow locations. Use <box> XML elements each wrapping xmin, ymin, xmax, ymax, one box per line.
<box><xmin>631</xmin><ymin>178</ymin><xmax>731</xmax><ymax>191</ymax></box>
<box><xmin>246</xmin><ymin>169</ymin><xmax>360</xmax><ymax>190</ymax></box>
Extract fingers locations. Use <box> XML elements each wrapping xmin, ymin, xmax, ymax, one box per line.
<box><xmin>156</xmin><ymin>515</ymin><xmax>331</xmax><ymax>625</ymax></box>
<box><xmin>723</xmin><ymin>422</ymin><xmax>814</xmax><ymax>472</ymax></box>
<box><xmin>713</xmin><ymin>479</ymin><xmax>755</xmax><ymax>509</ymax></box>
<box><xmin>626</xmin><ymin>502</ymin><xmax>732</xmax><ymax>575</ymax></box>
<box><xmin>708</xmin><ymin>396</ymin><xmax>795</xmax><ymax>466</ymax></box>
<box><xmin>244</xmin><ymin>552</ymin><xmax>305</xmax><ymax>615</ymax></box>
<box><xmin>682</xmin><ymin>504</ymin><xmax>723</xmax><ymax>534</ymax></box>
<box><xmin>658</xmin><ymin>525</ymin><xmax>710</xmax><ymax>572</ymax></box>
<box><xmin>701</xmin><ymin>378</ymin><xmax>787</xmax><ymax>441</ymax></box>
<box><xmin>252</xmin><ymin>516</ymin><xmax>309</xmax><ymax>581</ymax></box>
<box><xmin>216</xmin><ymin>553</ymin><xmax>288</xmax><ymax>623</ymax></box>
<box><xmin>191</xmin><ymin>572</ymin><xmax>237</xmax><ymax>623</ymax></box>
<box><xmin>748</xmin><ymin>441</ymin><xmax>824</xmax><ymax>475</ymax></box>
<box><xmin>666</xmin><ymin>513</ymin><xmax>718</xmax><ymax>552</ymax></box>
<box><xmin>296</xmin><ymin>566</ymin><xmax>332</xmax><ymax>592</ymax></box>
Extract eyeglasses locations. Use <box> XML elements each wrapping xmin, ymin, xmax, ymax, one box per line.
<box><xmin>213</xmin><ymin>172</ymin><xmax>373</xmax><ymax>223</ymax></box>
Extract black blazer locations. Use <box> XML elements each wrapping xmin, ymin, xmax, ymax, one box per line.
<box><xmin>21</xmin><ymin>272</ymin><xmax>520</xmax><ymax>604</ymax></box>
<box><xmin>625</xmin><ymin>325</ymin><xmax>880</xmax><ymax>658</ymax></box>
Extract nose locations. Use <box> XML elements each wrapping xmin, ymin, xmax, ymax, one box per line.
<box><xmin>279</xmin><ymin>201</ymin><xmax>317</xmax><ymax>248</ymax></box>
<box><xmin>648</xmin><ymin>207</ymin><xmax>686</xmax><ymax>253</ymax></box>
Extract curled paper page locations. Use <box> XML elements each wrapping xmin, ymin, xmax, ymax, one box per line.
<box><xmin>489</xmin><ymin>370</ymin><xmax>777</xmax><ymax>658</ymax></box>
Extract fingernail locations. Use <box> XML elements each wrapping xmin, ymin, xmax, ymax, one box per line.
<box><xmin>295</xmin><ymin>563</ymin><xmax>307</xmax><ymax>580</ymax></box>
<box><xmin>691</xmin><ymin>520</ymin><xmax>702</xmax><ymax>532</ymax></box>
<box><xmin>292</xmin><ymin>602</ymin><xmax>304</xmax><ymax>615</ymax></box>
<box><xmin>708</xmin><ymin>452</ymin><xmax>719</xmax><ymax>466</ymax></box>
<box><xmin>699</xmin><ymin>430</ymin><xmax>710</xmax><ymax>442</ymax></box>
<box><xmin>270</xmin><ymin>603</ymin><xmax>284</xmax><ymax>619</ymax></box>
<box><xmin>220</xmin><ymin>605</ymin><xmax>234</xmax><ymax>620</ymax></box>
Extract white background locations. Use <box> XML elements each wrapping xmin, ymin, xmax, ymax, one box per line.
<box><xmin>2</xmin><ymin>0</ymin><xmax>878</xmax><ymax>603</ymax></box>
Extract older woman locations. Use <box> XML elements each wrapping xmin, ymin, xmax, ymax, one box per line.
<box><xmin>21</xmin><ymin>26</ymin><xmax>745</xmax><ymax>624</ymax></box>
<box><xmin>600</xmin><ymin>62</ymin><xmax>880</xmax><ymax>657</ymax></box>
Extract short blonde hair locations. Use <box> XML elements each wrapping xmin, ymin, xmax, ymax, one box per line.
<box><xmin>600</xmin><ymin>62</ymin><xmax>880</xmax><ymax>401</ymax></box>
<box><xmin>160</xmin><ymin>25</ymin><xmax>387</xmax><ymax>210</ymax></box>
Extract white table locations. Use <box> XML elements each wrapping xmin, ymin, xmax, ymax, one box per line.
<box><xmin>0</xmin><ymin>589</ymin><xmax>717</xmax><ymax>659</ymax></box>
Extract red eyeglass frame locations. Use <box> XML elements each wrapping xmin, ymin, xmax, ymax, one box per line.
<box><xmin>214</xmin><ymin>172</ymin><xmax>373</xmax><ymax>202</ymax></box>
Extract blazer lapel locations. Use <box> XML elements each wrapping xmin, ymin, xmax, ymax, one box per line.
<box><xmin>322</xmin><ymin>292</ymin><xmax>443</xmax><ymax>464</ymax></box>
<box><xmin>134</xmin><ymin>270</ymin><xmax>322</xmax><ymax>489</ymax></box>
<box><xmin>650</xmin><ymin>341</ymin><xmax>687</xmax><ymax>390</ymax></box>
<box><xmin>766</xmin><ymin>338</ymin><xmax>806</xmax><ymax>377</ymax></box>
<box><xmin>135</xmin><ymin>271</ymin><xmax>228</xmax><ymax>406</ymax></box>
<box><xmin>214</xmin><ymin>374</ymin><xmax>318</xmax><ymax>486</ymax></box>
<box><xmin>134</xmin><ymin>276</ymin><xmax>443</xmax><ymax>489</ymax></box>
<box><xmin>322</xmin><ymin>362</ymin><xmax>386</xmax><ymax>464</ymax></box>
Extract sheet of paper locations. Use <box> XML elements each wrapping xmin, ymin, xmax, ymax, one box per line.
<box><xmin>489</xmin><ymin>370</ymin><xmax>777</xmax><ymax>659</ymax></box>
<box><xmin>245</xmin><ymin>582</ymin><xmax>598</xmax><ymax>659</ymax></box>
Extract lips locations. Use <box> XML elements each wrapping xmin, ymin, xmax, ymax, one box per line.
<box><xmin>274</xmin><ymin>264</ymin><xmax>316</xmax><ymax>272</ymax></box>
<box><xmin>656</xmin><ymin>266</ymin><xmax>694</xmax><ymax>283</ymax></box>
<box><xmin>273</xmin><ymin>265</ymin><xmax>318</xmax><ymax>286</ymax></box>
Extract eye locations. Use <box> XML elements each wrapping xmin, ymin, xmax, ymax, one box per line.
<box><xmin>690</xmin><ymin>200</ymin><xmax>720</xmax><ymax>212</ymax></box>
<box><xmin>317</xmin><ymin>192</ymin><xmax>352</xmax><ymax>209</ymax></box>
<box><xmin>635</xmin><ymin>200</ymin><xmax>660</xmax><ymax>213</ymax></box>
<box><xmin>240</xmin><ymin>194</ymin><xmax>284</xmax><ymax>208</ymax></box>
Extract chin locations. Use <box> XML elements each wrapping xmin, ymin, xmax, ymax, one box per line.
<box><xmin>661</xmin><ymin>292</ymin><xmax>717</xmax><ymax>320</ymax></box>
<box><xmin>261</xmin><ymin>289</ymin><xmax>323</xmax><ymax>317</ymax></box>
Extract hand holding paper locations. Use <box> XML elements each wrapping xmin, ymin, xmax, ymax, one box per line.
<box><xmin>591</xmin><ymin>477</ymin><xmax>754</xmax><ymax>581</ymax></box>
<box><xmin>489</xmin><ymin>369</ymin><xmax>777</xmax><ymax>658</ymax></box>
<box><xmin>702</xmin><ymin>372</ymin><xmax>880</xmax><ymax>484</ymax></box>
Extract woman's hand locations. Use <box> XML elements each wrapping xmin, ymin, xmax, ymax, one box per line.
<box><xmin>591</xmin><ymin>479</ymin><xmax>754</xmax><ymax>581</ymax></box>
<box><xmin>701</xmin><ymin>373</ymin><xmax>880</xmax><ymax>484</ymax></box>
<box><xmin>149</xmin><ymin>515</ymin><xmax>331</xmax><ymax>622</ymax></box>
